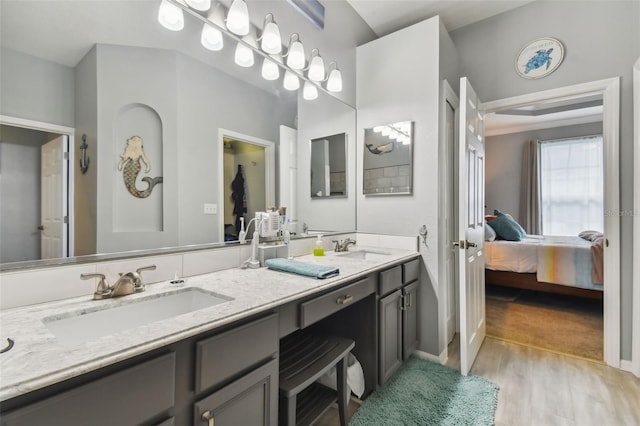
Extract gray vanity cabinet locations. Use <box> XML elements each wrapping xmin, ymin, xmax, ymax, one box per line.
<box><xmin>378</xmin><ymin>259</ymin><xmax>420</xmax><ymax>385</ymax></box>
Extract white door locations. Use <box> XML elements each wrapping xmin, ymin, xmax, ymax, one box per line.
<box><xmin>457</xmin><ymin>77</ymin><xmax>486</xmax><ymax>376</ymax></box>
<box><xmin>40</xmin><ymin>135</ymin><xmax>68</xmax><ymax>259</ymax></box>
<box><xmin>279</xmin><ymin>125</ymin><xmax>298</xmax><ymax>234</ymax></box>
<box><xmin>445</xmin><ymin>100</ymin><xmax>457</xmax><ymax>344</ymax></box>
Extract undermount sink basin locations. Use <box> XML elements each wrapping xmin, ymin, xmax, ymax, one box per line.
<box><xmin>338</xmin><ymin>250</ymin><xmax>390</xmax><ymax>261</ymax></box>
<box><xmin>44</xmin><ymin>287</ymin><xmax>233</xmax><ymax>345</ymax></box>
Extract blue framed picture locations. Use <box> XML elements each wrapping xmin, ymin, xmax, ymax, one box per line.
<box><xmin>515</xmin><ymin>38</ymin><xmax>564</xmax><ymax>79</ymax></box>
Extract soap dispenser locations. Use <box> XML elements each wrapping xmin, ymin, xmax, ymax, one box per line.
<box><xmin>313</xmin><ymin>235</ymin><xmax>325</xmax><ymax>256</ymax></box>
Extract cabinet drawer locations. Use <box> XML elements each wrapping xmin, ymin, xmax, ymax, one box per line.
<box><xmin>402</xmin><ymin>259</ymin><xmax>419</xmax><ymax>284</ymax></box>
<box><xmin>379</xmin><ymin>265</ymin><xmax>402</xmax><ymax>296</ymax></box>
<box><xmin>2</xmin><ymin>353</ymin><xmax>175</xmax><ymax>426</ymax></box>
<box><xmin>196</xmin><ymin>313</ymin><xmax>278</xmax><ymax>394</ymax></box>
<box><xmin>300</xmin><ymin>277</ymin><xmax>375</xmax><ymax>328</ymax></box>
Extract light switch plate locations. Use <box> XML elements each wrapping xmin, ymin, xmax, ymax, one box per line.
<box><xmin>203</xmin><ymin>203</ymin><xmax>217</xmax><ymax>214</ymax></box>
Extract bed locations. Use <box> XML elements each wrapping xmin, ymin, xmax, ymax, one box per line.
<box><xmin>484</xmin><ymin>235</ymin><xmax>604</xmax><ymax>299</ymax></box>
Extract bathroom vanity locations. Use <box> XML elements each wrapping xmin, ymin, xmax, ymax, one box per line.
<box><xmin>0</xmin><ymin>248</ymin><xmax>420</xmax><ymax>426</ymax></box>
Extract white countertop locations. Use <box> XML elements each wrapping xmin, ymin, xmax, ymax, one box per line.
<box><xmin>0</xmin><ymin>248</ymin><xmax>418</xmax><ymax>401</ymax></box>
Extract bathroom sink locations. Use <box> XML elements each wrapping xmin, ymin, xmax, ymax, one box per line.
<box><xmin>44</xmin><ymin>287</ymin><xmax>233</xmax><ymax>345</ymax></box>
<box><xmin>338</xmin><ymin>250</ymin><xmax>390</xmax><ymax>261</ymax></box>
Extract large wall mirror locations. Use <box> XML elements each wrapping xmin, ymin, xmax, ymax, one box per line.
<box><xmin>310</xmin><ymin>133</ymin><xmax>347</xmax><ymax>198</ymax></box>
<box><xmin>363</xmin><ymin>121</ymin><xmax>413</xmax><ymax>195</ymax></box>
<box><xmin>0</xmin><ymin>0</ymin><xmax>356</xmax><ymax>269</ymax></box>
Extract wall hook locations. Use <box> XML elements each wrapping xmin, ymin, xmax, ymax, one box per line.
<box><xmin>79</xmin><ymin>134</ymin><xmax>90</xmax><ymax>174</ymax></box>
<box><xmin>419</xmin><ymin>225</ymin><xmax>428</xmax><ymax>248</ymax></box>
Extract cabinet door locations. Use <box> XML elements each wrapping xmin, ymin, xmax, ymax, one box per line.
<box><xmin>1</xmin><ymin>353</ymin><xmax>175</xmax><ymax>426</ymax></box>
<box><xmin>402</xmin><ymin>281</ymin><xmax>419</xmax><ymax>360</ymax></box>
<box><xmin>194</xmin><ymin>358</ymin><xmax>278</xmax><ymax>426</ymax></box>
<box><xmin>378</xmin><ymin>290</ymin><xmax>402</xmax><ymax>385</ymax></box>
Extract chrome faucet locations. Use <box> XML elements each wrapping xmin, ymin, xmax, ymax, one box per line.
<box><xmin>81</xmin><ymin>265</ymin><xmax>156</xmax><ymax>300</ymax></box>
<box><xmin>332</xmin><ymin>238</ymin><xmax>357</xmax><ymax>252</ymax></box>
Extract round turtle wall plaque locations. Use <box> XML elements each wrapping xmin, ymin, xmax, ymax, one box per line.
<box><xmin>515</xmin><ymin>37</ymin><xmax>564</xmax><ymax>79</ymax></box>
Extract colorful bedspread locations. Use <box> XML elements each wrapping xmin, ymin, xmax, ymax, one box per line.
<box><xmin>536</xmin><ymin>236</ymin><xmax>601</xmax><ymax>289</ymax></box>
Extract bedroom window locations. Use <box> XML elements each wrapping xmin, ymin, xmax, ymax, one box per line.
<box><xmin>539</xmin><ymin>135</ymin><xmax>604</xmax><ymax>236</ymax></box>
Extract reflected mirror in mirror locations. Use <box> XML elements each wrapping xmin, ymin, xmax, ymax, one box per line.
<box><xmin>363</xmin><ymin>121</ymin><xmax>413</xmax><ymax>195</ymax></box>
<box><xmin>310</xmin><ymin>133</ymin><xmax>347</xmax><ymax>198</ymax></box>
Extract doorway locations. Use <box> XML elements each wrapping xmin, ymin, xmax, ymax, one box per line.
<box><xmin>480</xmin><ymin>78</ymin><xmax>620</xmax><ymax>366</ymax></box>
<box><xmin>0</xmin><ymin>118</ymin><xmax>73</xmax><ymax>262</ymax></box>
<box><xmin>217</xmin><ymin>129</ymin><xmax>275</xmax><ymax>242</ymax></box>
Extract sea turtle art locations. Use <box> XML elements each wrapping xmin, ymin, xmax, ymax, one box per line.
<box><xmin>524</xmin><ymin>48</ymin><xmax>554</xmax><ymax>75</ymax></box>
<box><xmin>117</xmin><ymin>135</ymin><xmax>163</xmax><ymax>198</ymax></box>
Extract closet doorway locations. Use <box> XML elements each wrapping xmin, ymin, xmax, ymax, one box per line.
<box><xmin>217</xmin><ymin>129</ymin><xmax>274</xmax><ymax>242</ymax></box>
<box><xmin>481</xmin><ymin>78</ymin><xmax>620</xmax><ymax>366</ymax></box>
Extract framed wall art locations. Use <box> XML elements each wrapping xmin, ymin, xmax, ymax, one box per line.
<box><xmin>515</xmin><ymin>37</ymin><xmax>564</xmax><ymax>79</ymax></box>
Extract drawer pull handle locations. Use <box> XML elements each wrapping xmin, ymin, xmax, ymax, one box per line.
<box><xmin>336</xmin><ymin>294</ymin><xmax>353</xmax><ymax>305</ymax></box>
<box><xmin>202</xmin><ymin>410</ymin><xmax>215</xmax><ymax>426</ymax></box>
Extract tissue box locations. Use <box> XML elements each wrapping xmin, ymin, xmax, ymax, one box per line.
<box><xmin>258</xmin><ymin>243</ymin><xmax>289</xmax><ymax>267</ymax></box>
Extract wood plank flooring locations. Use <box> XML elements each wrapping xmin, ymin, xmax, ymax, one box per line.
<box><xmin>316</xmin><ymin>337</ymin><xmax>640</xmax><ymax>426</ymax></box>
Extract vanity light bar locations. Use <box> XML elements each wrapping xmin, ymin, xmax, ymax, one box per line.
<box><xmin>159</xmin><ymin>0</ymin><xmax>343</xmax><ymax>99</ymax></box>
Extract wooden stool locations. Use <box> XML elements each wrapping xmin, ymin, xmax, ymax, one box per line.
<box><xmin>279</xmin><ymin>333</ymin><xmax>355</xmax><ymax>426</ymax></box>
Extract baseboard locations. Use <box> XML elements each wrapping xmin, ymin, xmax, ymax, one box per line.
<box><xmin>620</xmin><ymin>360</ymin><xmax>637</xmax><ymax>376</ymax></box>
<box><xmin>413</xmin><ymin>348</ymin><xmax>447</xmax><ymax>364</ymax></box>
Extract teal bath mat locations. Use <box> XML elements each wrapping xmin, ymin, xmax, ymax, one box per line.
<box><xmin>349</xmin><ymin>356</ymin><xmax>499</xmax><ymax>426</ymax></box>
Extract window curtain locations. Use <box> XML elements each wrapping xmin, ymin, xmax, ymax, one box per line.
<box><xmin>519</xmin><ymin>140</ymin><xmax>541</xmax><ymax>235</ymax></box>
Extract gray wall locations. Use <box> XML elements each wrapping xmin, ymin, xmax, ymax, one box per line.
<box><xmin>451</xmin><ymin>0</ymin><xmax>640</xmax><ymax>360</ymax></box>
<box><xmin>0</xmin><ymin>126</ymin><xmax>48</xmax><ymax>262</ymax></box>
<box><xmin>0</xmin><ymin>48</ymin><xmax>75</xmax><ymax>127</ymax></box>
<box><xmin>486</xmin><ymin>121</ymin><xmax>604</xmax><ymax>223</ymax></box>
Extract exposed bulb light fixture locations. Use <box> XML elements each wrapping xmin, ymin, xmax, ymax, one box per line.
<box><xmin>261</xmin><ymin>58</ymin><xmax>280</xmax><ymax>80</ymax></box>
<box><xmin>185</xmin><ymin>0</ymin><xmax>210</xmax><ymax>11</ymax></box>
<box><xmin>158</xmin><ymin>0</ymin><xmax>184</xmax><ymax>31</ymax></box>
<box><xmin>226</xmin><ymin>0</ymin><xmax>250</xmax><ymax>35</ymax></box>
<box><xmin>201</xmin><ymin>23</ymin><xmax>223</xmax><ymax>51</ymax></box>
<box><xmin>307</xmin><ymin>49</ymin><xmax>325</xmax><ymax>82</ymax></box>
<box><xmin>285</xmin><ymin>34</ymin><xmax>305</xmax><ymax>70</ymax></box>
<box><xmin>260</xmin><ymin>14</ymin><xmax>282</xmax><ymax>54</ymax></box>
<box><xmin>303</xmin><ymin>81</ymin><xmax>318</xmax><ymax>100</ymax></box>
<box><xmin>235</xmin><ymin>42</ymin><xmax>254</xmax><ymax>67</ymax></box>
<box><xmin>326</xmin><ymin>62</ymin><xmax>342</xmax><ymax>92</ymax></box>
<box><xmin>283</xmin><ymin>70</ymin><xmax>300</xmax><ymax>91</ymax></box>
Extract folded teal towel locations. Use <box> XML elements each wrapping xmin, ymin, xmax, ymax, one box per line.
<box><xmin>265</xmin><ymin>258</ymin><xmax>339</xmax><ymax>279</ymax></box>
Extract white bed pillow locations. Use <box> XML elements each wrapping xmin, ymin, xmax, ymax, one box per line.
<box><xmin>484</xmin><ymin>223</ymin><xmax>497</xmax><ymax>242</ymax></box>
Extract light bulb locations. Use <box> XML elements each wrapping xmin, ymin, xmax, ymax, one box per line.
<box><xmin>201</xmin><ymin>24</ymin><xmax>223</xmax><ymax>51</ymax></box>
<box><xmin>185</xmin><ymin>0</ymin><xmax>211</xmax><ymax>11</ymax></box>
<box><xmin>261</xmin><ymin>21</ymin><xmax>282</xmax><ymax>54</ymax></box>
<box><xmin>303</xmin><ymin>81</ymin><xmax>318</xmax><ymax>101</ymax></box>
<box><xmin>261</xmin><ymin>58</ymin><xmax>280</xmax><ymax>80</ymax></box>
<box><xmin>286</xmin><ymin>37</ymin><xmax>305</xmax><ymax>70</ymax></box>
<box><xmin>158</xmin><ymin>0</ymin><xmax>184</xmax><ymax>31</ymax></box>
<box><xmin>326</xmin><ymin>68</ymin><xmax>342</xmax><ymax>92</ymax></box>
<box><xmin>234</xmin><ymin>42</ymin><xmax>254</xmax><ymax>67</ymax></box>
<box><xmin>283</xmin><ymin>70</ymin><xmax>300</xmax><ymax>91</ymax></box>
<box><xmin>308</xmin><ymin>52</ymin><xmax>325</xmax><ymax>82</ymax></box>
<box><xmin>226</xmin><ymin>0</ymin><xmax>250</xmax><ymax>36</ymax></box>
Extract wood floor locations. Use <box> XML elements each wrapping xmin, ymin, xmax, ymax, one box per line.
<box><xmin>316</xmin><ymin>337</ymin><xmax>640</xmax><ymax>426</ymax></box>
<box><xmin>446</xmin><ymin>336</ymin><xmax>640</xmax><ymax>426</ymax></box>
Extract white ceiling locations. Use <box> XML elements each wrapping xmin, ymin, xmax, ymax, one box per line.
<box><xmin>346</xmin><ymin>0</ymin><xmax>537</xmax><ymax>36</ymax></box>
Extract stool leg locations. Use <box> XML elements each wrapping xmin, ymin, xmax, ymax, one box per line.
<box><xmin>286</xmin><ymin>394</ymin><xmax>297</xmax><ymax>426</ymax></box>
<box><xmin>336</xmin><ymin>356</ymin><xmax>349</xmax><ymax>426</ymax></box>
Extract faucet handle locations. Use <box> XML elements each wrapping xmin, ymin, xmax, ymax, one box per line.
<box><xmin>80</xmin><ymin>273</ymin><xmax>111</xmax><ymax>298</ymax></box>
<box><xmin>132</xmin><ymin>265</ymin><xmax>156</xmax><ymax>291</ymax></box>
<box><xmin>332</xmin><ymin>240</ymin><xmax>340</xmax><ymax>251</ymax></box>
<box><xmin>136</xmin><ymin>265</ymin><xmax>156</xmax><ymax>274</ymax></box>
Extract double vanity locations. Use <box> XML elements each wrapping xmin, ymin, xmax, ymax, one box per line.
<box><xmin>0</xmin><ymin>245</ymin><xmax>420</xmax><ymax>426</ymax></box>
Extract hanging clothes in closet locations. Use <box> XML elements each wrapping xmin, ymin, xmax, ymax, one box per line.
<box><xmin>231</xmin><ymin>164</ymin><xmax>248</xmax><ymax>234</ymax></box>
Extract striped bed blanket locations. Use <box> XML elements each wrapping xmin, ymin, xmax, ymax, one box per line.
<box><xmin>536</xmin><ymin>236</ymin><xmax>602</xmax><ymax>290</ymax></box>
